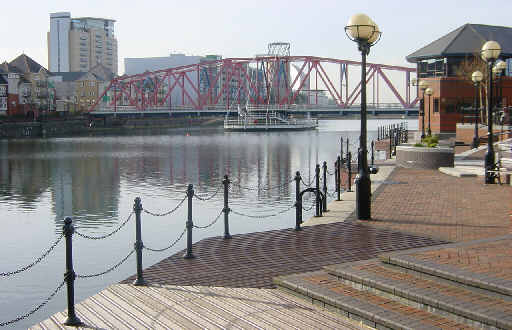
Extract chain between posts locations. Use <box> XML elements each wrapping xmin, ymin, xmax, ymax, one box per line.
<box><xmin>193</xmin><ymin>184</ymin><xmax>222</xmax><ymax>201</ymax></box>
<box><xmin>231</xmin><ymin>204</ymin><xmax>296</xmax><ymax>219</ymax></box>
<box><xmin>74</xmin><ymin>212</ymin><xmax>134</xmax><ymax>240</ymax></box>
<box><xmin>144</xmin><ymin>228</ymin><xmax>187</xmax><ymax>252</ymax></box>
<box><xmin>193</xmin><ymin>209</ymin><xmax>224</xmax><ymax>229</ymax></box>
<box><xmin>0</xmin><ymin>279</ymin><xmax>66</xmax><ymax>327</ymax></box>
<box><xmin>76</xmin><ymin>249</ymin><xmax>135</xmax><ymax>278</ymax></box>
<box><xmin>0</xmin><ymin>234</ymin><xmax>64</xmax><ymax>277</ymax></box>
<box><xmin>143</xmin><ymin>195</ymin><xmax>187</xmax><ymax>217</ymax></box>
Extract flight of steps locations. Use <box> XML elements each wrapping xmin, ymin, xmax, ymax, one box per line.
<box><xmin>275</xmin><ymin>248</ymin><xmax>512</xmax><ymax>329</ymax></box>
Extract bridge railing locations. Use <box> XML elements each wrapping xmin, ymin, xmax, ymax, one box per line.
<box><xmin>92</xmin><ymin>103</ymin><xmax>419</xmax><ymax>113</ymax></box>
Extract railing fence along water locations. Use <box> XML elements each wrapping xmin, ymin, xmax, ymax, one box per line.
<box><xmin>1</xmin><ymin>157</ymin><xmax>351</xmax><ymax>327</ymax></box>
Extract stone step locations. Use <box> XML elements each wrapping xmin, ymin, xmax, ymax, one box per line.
<box><xmin>325</xmin><ymin>259</ymin><xmax>512</xmax><ymax>329</ymax></box>
<box><xmin>274</xmin><ymin>270</ymin><xmax>475</xmax><ymax>330</ymax></box>
<box><xmin>378</xmin><ymin>237</ymin><xmax>512</xmax><ymax>297</ymax></box>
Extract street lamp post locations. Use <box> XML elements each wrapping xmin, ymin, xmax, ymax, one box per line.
<box><xmin>419</xmin><ymin>80</ymin><xmax>428</xmax><ymax>139</ymax></box>
<box><xmin>471</xmin><ymin>71</ymin><xmax>483</xmax><ymax>149</ymax></box>
<box><xmin>495</xmin><ymin>60</ymin><xmax>507</xmax><ymax>125</ymax></box>
<box><xmin>345</xmin><ymin>13</ymin><xmax>381</xmax><ymax>220</ymax></box>
<box><xmin>481</xmin><ymin>40</ymin><xmax>501</xmax><ymax>184</ymax></box>
<box><xmin>425</xmin><ymin>87</ymin><xmax>433</xmax><ymax>136</ymax></box>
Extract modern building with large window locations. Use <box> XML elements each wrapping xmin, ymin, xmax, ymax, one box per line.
<box><xmin>48</xmin><ymin>12</ymin><xmax>118</xmax><ymax>75</ymax></box>
<box><xmin>406</xmin><ymin>23</ymin><xmax>512</xmax><ymax>134</ymax></box>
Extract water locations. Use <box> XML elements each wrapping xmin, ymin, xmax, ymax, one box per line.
<box><xmin>0</xmin><ymin>118</ymin><xmax>416</xmax><ymax>329</ymax></box>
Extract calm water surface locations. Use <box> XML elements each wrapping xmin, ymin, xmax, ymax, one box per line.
<box><xmin>0</xmin><ymin>118</ymin><xmax>416</xmax><ymax>329</ymax></box>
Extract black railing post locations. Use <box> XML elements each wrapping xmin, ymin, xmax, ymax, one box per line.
<box><xmin>133</xmin><ymin>197</ymin><xmax>146</xmax><ymax>286</ymax></box>
<box><xmin>389</xmin><ymin>130</ymin><xmax>393</xmax><ymax>158</ymax></box>
<box><xmin>222</xmin><ymin>175</ymin><xmax>232</xmax><ymax>239</ymax></box>
<box><xmin>63</xmin><ymin>217</ymin><xmax>82</xmax><ymax>327</ymax></box>
<box><xmin>347</xmin><ymin>152</ymin><xmax>352</xmax><ymax>192</ymax></box>
<box><xmin>315</xmin><ymin>164</ymin><xmax>321</xmax><ymax>217</ymax></box>
<box><xmin>371</xmin><ymin>140</ymin><xmax>375</xmax><ymax>167</ymax></box>
<box><xmin>295</xmin><ymin>171</ymin><xmax>302</xmax><ymax>231</ymax></box>
<box><xmin>336</xmin><ymin>156</ymin><xmax>341</xmax><ymax>201</ymax></box>
<box><xmin>184</xmin><ymin>184</ymin><xmax>195</xmax><ymax>259</ymax></box>
<box><xmin>346</xmin><ymin>137</ymin><xmax>350</xmax><ymax>162</ymax></box>
<box><xmin>340</xmin><ymin>137</ymin><xmax>344</xmax><ymax>164</ymax></box>
<box><xmin>322</xmin><ymin>161</ymin><xmax>328</xmax><ymax>212</ymax></box>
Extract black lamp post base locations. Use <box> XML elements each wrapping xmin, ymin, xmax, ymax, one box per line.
<box><xmin>471</xmin><ymin>137</ymin><xmax>479</xmax><ymax>149</ymax></box>
<box><xmin>133</xmin><ymin>277</ymin><xmax>147</xmax><ymax>286</ymax></box>
<box><xmin>64</xmin><ymin>315</ymin><xmax>83</xmax><ymax>327</ymax></box>
<box><xmin>355</xmin><ymin>174</ymin><xmax>371</xmax><ymax>220</ymax></box>
<box><xmin>484</xmin><ymin>151</ymin><xmax>496</xmax><ymax>184</ymax></box>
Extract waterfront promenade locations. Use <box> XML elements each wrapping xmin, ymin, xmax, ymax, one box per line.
<box><xmin>32</xmin><ymin>146</ymin><xmax>512</xmax><ymax>329</ymax></box>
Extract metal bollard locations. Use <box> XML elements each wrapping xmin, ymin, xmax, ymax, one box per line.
<box><xmin>371</xmin><ymin>140</ymin><xmax>375</xmax><ymax>167</ymax></box>
<box><xmin>63</xmin><ymin>217</ymin><xmax>82</xmax><ymax>326</ymax></box>
<box><xmin>133</xmin><ymin>197</ymin><xmax>146</xmax><ymax>286</ymax></box>
<box><xmin>336</xmin><ymin>156</ymin><xmax>341</xmax><ymax>201</ymax></box>
<box><xmin>322</xmin><ymin>161</ymin><xmax>328</xmax><ymax>212</ymax></box>
<box><xmin>315</xmin><ymin>164</ymin><xmax>321</xmax><ymax>217</ymax></box>
<box><xmin>294</xmin><ymin>171</ymin><xmax>302</xmax><ymax>231</ymax></box>
<box><xmin>223</xmin><ymin>175</ymin><xmax>232</xmax><ymax>239</ymax></box>
<box><xmin>347</xmin><ymin>152</ymin><xmax>352</xmax><ymax>192</ymax></box>
<box><xmin>184</xmin><ymin>184</ymin><xmax>195</xmax><ymax>259</ymax></box>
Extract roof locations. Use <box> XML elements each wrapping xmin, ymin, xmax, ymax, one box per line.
<box><xmin>49</xmin><ymin>72</ymin><xmax>87</xmax><ymax>82</ymax></box>
<box><xmin>407</xmin><ymin>24</ymin><xmax>512</xmax><ymax>63</ymax></box>
<box><xmin>9</xmin><ymin>54</ymin><xmax>47</xmax><ymax>74</ymax></box>
<box><xmin>0</xmin><ymin>61</ymin><xmax>21</xmax><ymax>74</ymax></box>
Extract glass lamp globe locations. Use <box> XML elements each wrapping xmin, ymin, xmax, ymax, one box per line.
<box><xmin>481</xmin><ymin>41</ymin><xmax>501</xmax><ymax>62</ymax></box>
<box><xmin>418</xmin><ymin>80</ymin><xmax>428</xmax><ymax>91</ymax></box>
<box><xmin>471</xmin><ymin>71</ymin><xmax>483</xmax><ymax>83</ymax></box>
<box><xmin>425</xmin><ymin>87</ymin><xmax>433</xmax><ymax>96</ymax></box>
<box><xmin>496</xmin><ymin>60</ymin><xmax>507</xmax><ymax>71</ymax></box>
<box><xmin>346</xmin><ymin>14</ymin><xmax>375</xmax><ymax>41</ymax></box>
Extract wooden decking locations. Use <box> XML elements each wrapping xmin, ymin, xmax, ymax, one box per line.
<box><xmin>31</xmin><ymin>284</ymin><xmax>363</xmax><ymax>329</ymax></box>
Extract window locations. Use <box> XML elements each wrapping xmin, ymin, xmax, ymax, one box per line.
<box><xmin>80</xmin><ymin>42</ymin><xmax>87</xmax><ymax>47</ymax></box>
<box><xmin>80</xmin><ymin>36</ymin><xmax>88</xmax><ymax>40</ymax></box>
<box><xmin>434</xmin><ymin>98</ymin><xmax>439</xmax><ymax>113</ymax></box>
<box><xmin>80</xmin><ymin>58</ymin><xmax>88</xmax><ymax>63</ymax></box>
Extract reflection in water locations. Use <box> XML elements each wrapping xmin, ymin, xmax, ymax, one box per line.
<box><xmin>0</xmin><ymin>119</ymin><xmax>417</xmax><ymax>329</ymax></box>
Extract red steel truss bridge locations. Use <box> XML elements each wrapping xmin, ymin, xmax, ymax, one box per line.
<box><xmin>90</xmin><ymin>56</ymin><xmax>418</xmax><ymax>114</ymax></box>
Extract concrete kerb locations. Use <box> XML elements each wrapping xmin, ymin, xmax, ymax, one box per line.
<box><xmin>303</xmin><ymin>160</ymin><xmax>396</xmax><ymax>226</ymax></box>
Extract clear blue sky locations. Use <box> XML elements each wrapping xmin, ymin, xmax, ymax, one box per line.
<box><xmin>1</xmin><ymin>0</ymin><xmax>511</xmax><ymax>74</ymax></box>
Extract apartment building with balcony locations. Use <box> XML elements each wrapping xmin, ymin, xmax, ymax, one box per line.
<box><xmin>48</xmin><ymin>12</ymin><xmax>118</xmax><ymax>75</ymax></box>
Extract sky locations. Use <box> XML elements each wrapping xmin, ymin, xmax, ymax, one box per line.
<box><xmin>1</xmin><ymin>0</ymin><xmax>512</xmax><ymax>74</ymax></box>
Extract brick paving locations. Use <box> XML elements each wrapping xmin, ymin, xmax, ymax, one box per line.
<box><xmin>362</xmin><ymin>167</ymin><xmax>512</xmax><ymax>242</ymax></box>
<box><xmin>123</xmin><ymin>222</ymin><xmax>443</xmax><ymax>289</ymax></box>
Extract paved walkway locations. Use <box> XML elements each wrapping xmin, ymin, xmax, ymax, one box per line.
<box><xmin>34</xmin><ymin>145</ymin><xmax>512</xmax><ymax>329</ymax></box>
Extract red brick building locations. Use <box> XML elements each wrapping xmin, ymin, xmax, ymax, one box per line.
<box><xmin>407</xmin><ymin>24</ymin><xmax>512</xmax><ymax>136</ymax></box>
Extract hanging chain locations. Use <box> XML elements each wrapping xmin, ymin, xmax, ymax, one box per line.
<box><xmin>193</xmin><ymin>184</ymin><xmax>222</xmax><ymax>201</ymax></box>
<box><xmin>75</xmin><ymin>212</ymin><xmax>134</xmax><ymax>240</ymax></box>
<box><xmin>143</xmin><ymin>195</ymin><xmax>187</xmax><ymax>217</ymax></box>
<box><xmin>144</xmin><ymin>228</ymin><xmax>187</xmax><ymax>252</ymax></box>
<box><xmin>231</xmin><ymin>204</ymin><xmax>295</xmax><ymax>219</ymax></box>
<box><xmin>76</xmin><ymin>249</ymin><xmax>135</xmax><ymax>278</ymax></box>
<box><xmin>193</xmin><ymin>210</ymin><xmax>223</xmax><ymax>229</ymax></box>
<box><xmin>0</xmin><ymin>279</ymin><xmax>66</xmax><ymax>327</ymax></box>
<box><xmin>0</xmin><ymin>234</ymin><xmax>64</xmax><ymax>277</ymax></box>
